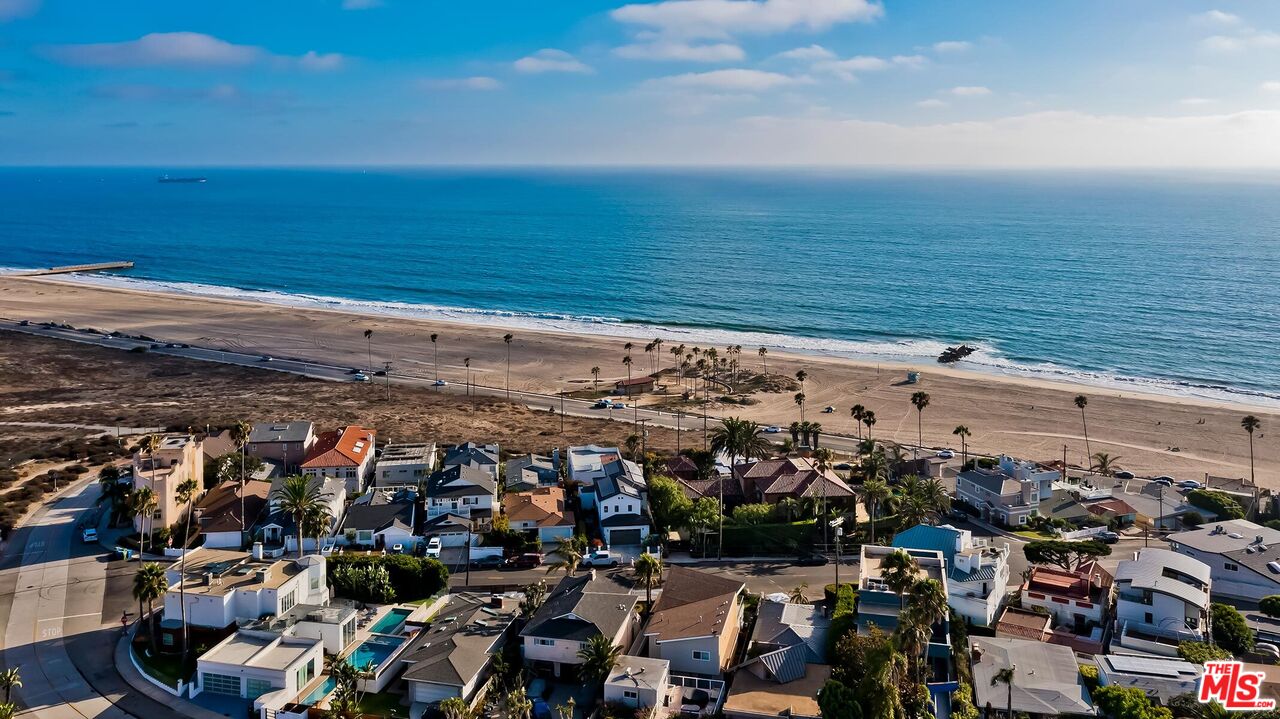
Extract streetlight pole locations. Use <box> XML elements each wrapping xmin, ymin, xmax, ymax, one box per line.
<box><xmin>830</xmin><ymin>517</ymin><xmax>844</xmax><ymax>587</ymax></box>
<box><xmin>559</xmin><ymin>391</ymin><xmax>565</xmax><ymax>434</ymax></box>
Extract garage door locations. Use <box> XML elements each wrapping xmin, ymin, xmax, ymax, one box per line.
<box><xmin>609</xmin><ymin>529</ymin><xmax>643</xmax><ymax>546</ymax></box>
<box><xmin>202</xmin><ymin>673</ymin><xmax>242</xmax><ymax>696</ymax></box>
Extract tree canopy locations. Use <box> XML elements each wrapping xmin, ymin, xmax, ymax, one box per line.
<box><xmin>1023</xmin><ymin>539</ymin><xmax>1112</xmax><ymax>571</ymax></box>
<box><xmin>1092</xmin><ymin>686</ymin><xmax>1172</xmax><ymax>719</ymax></box>
<box><xmin>818</xmin><ymin>679</ymin><xmax>863</xmax><ymax>719</ymax></box>
<box><xmin>1211</xmin><ymin>603</ymin><xmax>1255</xmax><ymax>655</ymax></box>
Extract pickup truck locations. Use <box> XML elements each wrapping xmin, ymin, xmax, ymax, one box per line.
<box><xmin>581</xmin><ymin>550</ymin><xmax>620</xmax><ymax>568</ymax></box>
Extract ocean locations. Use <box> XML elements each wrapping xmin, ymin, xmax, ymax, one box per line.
<box><xmin>1</xmin><ymin>167</ymin><xmax>1278</xmax><ymax>405</ymax></box>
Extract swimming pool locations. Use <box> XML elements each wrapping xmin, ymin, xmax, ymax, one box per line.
<box><xmin>369</xmin><ymin>607</ymin><xmax>412</xmax><ymax>635</ymax></box>
<box><xmin>300</xmin><ymin>676</ymin><xmax>336</xmax><ymax>705</ymax></box>
<box><xmin>347</xmin><ymin>635</ymin><xmax>405</xmax><ymax>671</ymax></box>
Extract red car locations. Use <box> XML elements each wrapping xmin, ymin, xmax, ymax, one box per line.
<box><xmin>502</xmin><ymin>553</ymin><xmax>545</xmax><ymax>570</ymax></box>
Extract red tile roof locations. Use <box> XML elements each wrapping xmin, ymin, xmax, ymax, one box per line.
<box><xmin>302</xmin><ymin>425</ymin><xmax>376</xmax><ymax>468</ymax></box>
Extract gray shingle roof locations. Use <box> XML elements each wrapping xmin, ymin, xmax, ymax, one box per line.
<box><xmin>249</xmin><ymin>421</ymin><xmax>313</xmax><ymax>444</ymax></box>
<box><xmin>400</xmin><ymin>595</ymin><xmax>517</xmax><ymax>687</ymax></box>
<box><xmin>427</xmin><ymin>465</ymin><xmax>497</xmax><ymax>498</ymax></box>
<box><xmin>751</xmin><ymin>600</ymin><xmax>831</xmax><ymax>664</ymax></box>
<box><xmin>340</xmin><ymin>501</ymin><xmax>413</xmax><ymax>534</ymax></box>
<box><xmin>969</xmin><ymin>637</ymin><xmax>1093</xmax><ymax>716</ymax></box>
<box><xmin>521</xmin><ymin>575</ymin><xmax>638</xmax><ymax>643</ymax></box>
<box><xmin>442</xmin><ymin>442</ymin><xmax>499</xmax><ymax>469</ymax></box>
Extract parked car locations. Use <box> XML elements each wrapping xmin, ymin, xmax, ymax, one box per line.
<box><xmin>793</xmin><ymin>553</ymin><xmax>829</xmax><ymax>567</ymax></box>
<box><xmin>936</xmin><ymin>449</ymin><xmax>955</xmax><ymax>459</ymax></box>
<box><xmin>1097</xmin><ymin>531</ymin><xmax>1120</xmax><ymax>544</ymax></box>
<box><xmin>320</xmin><ymin>542</ymin><xmax>336</xmax><ymax>556</ymax></box>
<box><xmin>1114</xmin><ymin>470</ymin><xmax>1135</xmax><ymax>479</ymax></box>
<box><xmin>1178</xmin><ymin>480</ymin><xmax>1203</xmax><ymax>490</ymax></box>
<box><xmin>592</xmin><ymin>400</ymin><xmax>613</xmax><ymax>409</ymax></box>
<box><xmin>260</xmin><ymin>355</ymin><xmax>273</xmax><ymax>362</ymax></box>
<box><xmin>1152</xmin><ymin>478</ymin><xmax>1174</xmax><ymax>487</ymax></box>
<box><xmin>353</xmin><ymin>372</ymin><xmax>371</xmax><ymax>382</ymax></box>
<box><xmin>949</xmin><ymin>507</ymin><xmax>969</xmax><ymax>521</ymax></box>
<box><xmin>1154</xmin><ymin>475</ymin><xmax>1176</xmax><ymax>482</ymax></box>
<box><xmin>374</xmin><ymin>369</ymin><xmax>387</xmax><ymax>376</ymax></box>
<box><xmin>582</xmin><ymin>550</ymin><xmax>620</xmax><ymax>568</ymax></box>
<box><xmin>433</xmin><ymin>379</ymin><xmax>448</xmax><ymax>386</ymax></box>
<box><xmin>391</xmin><ymin>543</ymin><xmax>405</xmax><ymax>554</ymax></box>
<box><xmin>81</xmin><ymin>527</ymin><xmax>98</xmax><ymax>543</ymax></box>
<box><xmin>425</xmin><ymin>537</ymin><xmax>442</xmax><ymax>558</ymax></box>
<box><xmin>502</xmin><ymin>553</ymin><xmax>545</xmax><ymax>570</ymax></box>
<box><xmin>764</xmin><ymin>425</ymin><xmax>783</xmax><ymax>433</ymax></box>
<box><xmin>1257</xmin><ymin>643</ymin><xmax>1280</xmax><ymax>661</ymax></box>
<box><xmin>613</xmin><ymin>402</ymin><xmax>626</xmax><ymax>409</ymax></box>
<box><xmin>469</xmin><ymin>554</ymin><xmax>504</xmax><ymax>569</ymax></box>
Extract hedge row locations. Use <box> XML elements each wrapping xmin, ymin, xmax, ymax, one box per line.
<box><xmin>327</xmin><ymin>553</ymin><xmax>449</xmax><ymax>602</ymax></box>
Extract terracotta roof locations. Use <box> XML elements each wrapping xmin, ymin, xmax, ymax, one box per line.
<box><xmin>301</xmin><ymin>426</ymin><xmax>375</xmax><ymax>468</ymax></box>
<box><xmin>645</xmin><ymin>566</ymin><xmax>744</xmax><ymax>642</ymax></box>
<box><xmin>503</xmin><ymin>487</ymin><xmax>575</xmax><ymax>528</ymax></box>
<box><xmin>1025</xmin><ymin>562</ymin><xmax>1111</xmax><ymax>599</ymax></box>
<box><xmin>996</xmin><ymin>606</ymin><xmax>1052</xmax><ymax>641</ymax></box>
<box><xmin>197</xmin><ymin>480</ymin><xmax>272</xmax><ymax>534</ymax></box>
<box><xmin>202</xmin><ymin>430</ymin><xmax>238</xmax><ymax>460</ymax></box>
<box><xmin>1084</xmin><ymin>498</ymin><xmax>1137</xmax><ymax>516</ymax></box>
<box><xmin>675</xmin><ymin>475</ymin><xmax>744</xmax><ymax>502</ymax></box>
<box><xmin>664</xmin><ymin>455</ymin><xmax>701</xmax><ymax>482</ymax></box>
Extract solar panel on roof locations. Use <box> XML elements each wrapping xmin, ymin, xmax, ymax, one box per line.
<box><xmin>1107</xmin><ymin>655</ymin><xmax>1195</xmax><ymax>677</ymax></box>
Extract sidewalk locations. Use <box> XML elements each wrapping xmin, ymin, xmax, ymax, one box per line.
<box><xmin>114</xmin><ymin>624</ymin><xmax>228</xmax><ymax>719</ymax></box>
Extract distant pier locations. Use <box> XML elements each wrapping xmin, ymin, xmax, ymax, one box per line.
<box><xmin>16</xmin><ymin>261</ymin><xmax>134</xmax><ymax>276</ymax></box>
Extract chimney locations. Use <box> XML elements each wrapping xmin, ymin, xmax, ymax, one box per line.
<box><xmin>252</xmin><ymin>542</ymin><xmax>264</xmax><ymax>560</ymax></box>
<box><xmin>256</xmin><ymin>567</ymin><xmax>271</xmax><ymax>584</ymax></box>
<box><xmin>203</xmin><ymin>571</ymin><xmax>213</xmax><ymax>586</ymax></box>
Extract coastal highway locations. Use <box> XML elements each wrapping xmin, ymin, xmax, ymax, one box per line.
<box><xmin>0</xmin><ymin>319</ymin><xmax>920</xmax><ymax>460</ymax></box>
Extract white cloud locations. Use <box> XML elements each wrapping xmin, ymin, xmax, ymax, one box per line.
<box><xmin>420</xmin><ymin>76</ymin><xmax>503</xmax><ymax>91</ymax></box>
<box><xmin>1200</xmin><ymin>30</ymin><xmax>1280</xmax><ymax>52</ymax></box>
<box><xmin>513</xmin><ymin>48</ymin><xmax>592</xmax><ymax>74</ymax></box>
<box><xmin>1194</xmin><ymin>9</ymin><xmax>1241</xmax><ymax>26</ymax></box>
<box><xmin>931</xmin><ymin>40</ymin><xmax>972</xmax><ymax>54</ymax></box>
<box><xmin>812</xmin><ymin>53</ymin><xmax>921</xmax><ymax>81</ymax></box>
<box><xmin>1261</xmin><ymin>81</ymin><xmax>1280</xmax><ymax>93</ymax></box>
<box><xmin>44</xmin><ymin>32</ymin><xmax>343</xmax><ymax>71</ymax></box>
<box><xmin>1179</xmin><ymin>97</ymin><xmax>1216</xmax><ymax>106</ymax></box>
<box><xmin>0</xmin><ymin>0</ymin><xmax>38</xmax><ymax>22</ymax></box>
<box><xmin>916</xmin><ymin>98</ymin><xmax>947</xmax><ymax>108</ymax></box>
<box><xmin>614</xmin><ymin>40</ymin><xmax>744</xmax><ymax>61</ymax></box>
<box><xmin>342</xmin><ymin>0</ymin><xmax>382</xmax><ymax>8</ymax></box>
<box><xmin>774</xmin><ymin>44</ymin><xmax>835</xmax><ymax>60</ymax></box>
<box><xmin>297</xmin><ymin>51</ymin><xmax>345</xmax><ymax>72</ymax></box>
<box><xmin>891</xmin><ymin>54</ymin><xmax>927</xmax><ymax>68</ymax></box>
<box><xmin>645</xmin><ymin>68</ymin><xmax>802</xmax><ymax>91</ymax></box>
<box><xmin>949</xmin><ymin>85</ymin><xmax>991</xmax><ymax>96</ymax></box>
<box><xmin>611</xmin><ymin>0</ymin><xmax>883</xmax><ymax>40</ymax></box>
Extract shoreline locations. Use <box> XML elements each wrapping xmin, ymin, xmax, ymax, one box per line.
<box><xmin>1</xmin><ymin>273</ymin><xmax>1277</xmax><ymax>483</ymax></box>
<box><xmin>7</xmin><ymin>268</ymin><xmax>1277</xmax><ymax>412</ymax></box>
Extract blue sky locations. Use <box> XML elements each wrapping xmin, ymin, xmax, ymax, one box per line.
<box><xmin>2</xmin><ymin>0</ymin><xmax>1280</xmax><ymax>166</ymax></box>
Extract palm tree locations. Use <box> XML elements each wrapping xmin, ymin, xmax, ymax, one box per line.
<box><xmin>634</xmin><ymin>553</ymin><xmax>662</xmax><ymax>607</ymax></box>
<box><xmin>230</xmin><ymin>420</ymin><xmax>252</xmax><ymax>526</ymax></box>
<box><xmin>623</xmin><ymin>354</ymin><xmax>633</xmax><ymax>385</ymax></box>
<box><xmin>302</xmin><ymin>503</ymin><xmax>334</xmax><ymax>556</ymax></box>
<box><xmin>778</xmin><ymin>496</ymin><xmax>801</xmax><ymax>521</ymax></box>
<box><xmin>577</xmin><ymin>634</ymin><xmax>623</xmax><ymax>685</ymax></box>
<box><xmin>788</xmin><ymin>421</ymin><xmax>802</xmax><ymax>448</ymax></box>
<box><xmin>953</xmin><ymin>425</ymin><xmax>971</xmax><ymax>469</ymax></box>
<box><xmin>851</xmin><ymin>404</ymin><xmax>866</xmax><ymax>439</ymax></box>
<box><xmin>430</xmin><ymin>333</ymin><xmax>440</xmax><ymax>382</ymax></box>
<box><xmin>789</xmin><ymin>583</ymin><xmax>808</xmax><ymax>603</ymax></box>
<box><xmin>589</xmin><ymin>366</ymin><xmax>601</xmax><ymax>393</ymax></box>
<box><xmin>439</xmin><ymin>697</ymin><xmax>468</xmax><ymax>719</ymax></box>
<box><xmin>0</xmin><ymin>703</ymin><xmax>16</xmax><ymax>719</ymax></box>
<box><xmin>625</xmin><ymin>434</ymin><xmax>641</xmax><ymax>461</ymax></box>
<box><xmin>546</xmin><ymin>535</ymin><xmax>587</xmax><ymax>576</ymax></box>
<box><xmin>1090</xmin><ymin>452</ymin><xmax>1121</xmax><ymax>476</ymax></box>
<box><xmin>863</xmin><ymin>410</ymin><xmax>877</xmax><ymax>441</ymax></box>
<box><xmin>710</xmin><ymin>418</ymin><xmax>772</xmax><ymax>558</ymax></box>
<box><xmin>895</xmin><ymin>610</ymin><xmax>933</xmax><ymax>684</ymax></box>
<box><xmin>862</xmin><ymin>478</ymin><xmax>890</xmax><ymax>543</ymax></box>
<box><xmin>96</xmin><ymin>464</ymin><xmax>129</xmax><ymax>526</ymax></box>
<box><xmin>795</xmin><ymin>369</ymin><xmax>807</xmax><ymax>390</ymax></box>
<box><xmin>794</xmin><ymin>392</ymin><xmax>806</xmax><ymax>422</ymax></box>
<box><xmin>1243</xmin><ymin>415</ymin><xmax>1261</xmax><ymax>492</ymax></box>
<box><xmin>910</xmin><ymin>391</ymin><xmax>930</xmax><ymax>460</ymax></box>
<box><xmin>758</xmin><ymin>346</ymin><xmax>768</xmax><ymax>375</ymax></box>
<box><xmin>1074</xmin><ymin>395</ymin><xmax>1091</xmax><ymax>462</ymax></box>
<box><xmin>271</xmin><ymin>475</ymin><xmax>327</xmax><ymax>558</ymax></box>
<box><xmin>363</xmin><ymin>328</ymin><xmax>373</xmax><ymax>370</ymax></box>
<box><xmin>908</xmin><ymin>577</ymin><xmax>948</xmax><ymax>629</ymax></box>
<box><xmin>503</xmin><ymin>333</ymin><xmax>514</xmax><ymax>399</ymax></box>
<box><xmin>129</xmin><ymin>487</ymin><xmax>156</xmax><ymax>561</ymax></box>
<box><xmin>992</xmin><ymin>666</ymin><xmax>1015</xmax><ymax>719</ymax></box>
<box><xmin>879</xmin><ymin>549</ymin><xmax>919</xmax><ymax>610</ymax></box>
<box><xmin>0</xmin><ymin>668</ymin><xmax>19</xmax><ymax>704</ymax></box>
<box><xmin>132</xmin><ymin>562</ymin><xmax>167</xmax><ymax>654</ymax></box>
<box><xmin>175</xmin><ymin>477</ymin><xmax>198</xmax><ymax>662</ymax></box>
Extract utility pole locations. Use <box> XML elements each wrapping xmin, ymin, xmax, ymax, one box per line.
<box><xmin>559</xmin><ymin>391</ymin><xmax>565</xmax><ymax>434</ymax></box>
<box><xmin>383</xmin><ymin>361</ymin><xmax>393</xmax><ymax>403</ymax></box>
<box><xmin>830</xmin><ymin>517</ymin><xmax>844</xmax><ymax>587</ymax></box>
<box><xmin>675</xmin><ymin>412</ymin><xmax>682</xmax><ymax>453</ymax></box>
<box><xmin>637</xmin><ymin>419</ymin><xmax>649</xmax><ymax>457</ymax></box>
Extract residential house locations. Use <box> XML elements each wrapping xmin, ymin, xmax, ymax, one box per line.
<box><xmin>162</xmin><ymin>546</ymin><xmax>329</xmax><ymax>630</ymax></box>
<box><xmin>1020</xmin><ymin>563</ymin><xmax>1112</xmax><ymax>653</ymax></box>
<box><xmin>858</xmin><ymin>545</ymin><xmax>953</xmax><ymax>684</ymax></box>
<box><xmin>1113</xmin><ymin>547</ymin><xmax>1211</xmax><ymax>656</ymax></box>
<box><xmin>194</xmin><ymin>631</ymin><xmax>323</xmax><ymax>709</ymax></box>
<box><xmin>133</xmin><ymin>434</ymin><xmax>206</xmax><ymax>534</ymax></box>
<box><xmin>373</xmin><ymin>442</ymin><xmax>436</xmax><ymax>488</ymax></box>
<box><xmin>968</xmin><ymin>637</ymin><xmax>1093</xmax><ymax>717</ymax></box>
<box><xmin>246</xmin><ymin>421</ymin><xmax>316</xmax><ymax>474</ymax></box>
<box><xmin>894</xmin><ymin>456</ymin><xmax>949</xmax><ymax>479</ymax></box>
<box><xmin>195</xmin><ymin>479</ymin><xmax>272</xmax><ymax>549</ymax></box>
<box><xmin>664</xmin><ymin>455</ymin><xmax>702</xmax><ymax>484</ymax></box>
<box><xmin>418</xmin><ymin>513</ymin><xmax>476</xmax><ymax>548</ymax></box>
<box><xmin>994</xmin><ymin>606</ymin><xmax>1052</xmax><ymax>642</ymax></box>
<box><xmin>567</xmin><ymin>444</ymin><xmax>624</xmax><ymax>489</ymax></box>
<box><xmin>257</xmin><ymin>475</ymin><xmax>347</xmax><ymax>554</ymax></box>
<box><xmin>1167</xmin><ymin>519</ymin><xmax>1280</xmax><ymax>601</ymax></box>
<box><xmin>442</xmin><ymin>442</ymin><xmax>500</xmax><ymax>481</ymax></box>
<box><xmin>397</xmin><ymin>593</ymin><xmax>519</xmax><ymax>709</ymax></box>
<box><xmin>1119</xmin><ymin>482</ymin><xmax>1215</xmax><ymax>531</ymax></box>
<box><xmin>335</xmin><ymin>487</ymin><xmax>417</xmax><ymax>550</ymax></box>
<box><xmin>1038</xmin><ymin>489</ymin><xmax>1096</xmax><ymax>528</ymax></box>
<box><xmin>733</xmin><ymin>458</ymin><xmax>855</xmax><ymax>506</ymax></box>
<box><xmin>425</xmin><ymin>465</ymin><xmax>497</xmax><ymax>520</ymax></box>
<box><xmin>723</xmin><ymin>598</ymin><xmax>831</xmax><ymax>719</ymax></box>
<box><xmin>1082</xmin><ymin>497</ymin><xmax>1138</xmax><ymax>528</ymax></box>
<box><xmin>520</xmin><ymin>573</ymin><xmax>640</xmax><ymax>678</ymax></box>
<box><xmin>505</xmin><ymin>453</ymin><xmax>558</xmax><ymax>492</ymax></box>
<box><xmin>605</xmin><ymin>657</ymin><xmax>673</xmax><ymax>713</ymax></box>
<box><xmin>503</xmin><ymin>486</ymin><xmax>575</xmax><ymax>546</ymax></box>
<box><xmin>956</xmin><ymin>467</ymin><xmax>1040</xmax><ymax>527</ymax></box>
<box><xmin>674</xmin><ymin>475</ymin><xmax>746</xmax><ymax>508</ymax></box>
<box><xmin>201</xmin><ymin>429</ymin><xmax>238</xmax><ymax>465</ymax></box>
<box><xmin>893</xmin><ymin>523</ymin><xmax>1011</xmax><ymax>626</ymax></box>
<box><xmin>244</xmin><ymin>602</ymin><xmax>358</xmax><ymax>655</ymax></box>
<box><xmin>301</xmin><ymin>425</ymin><xmax>376</xmax><ymax>494</ymax></box>
<box><xmin>1096</xmin><ymin>655</ymin><xmax>1202</xmax><ymax>703</ymax></box>
<box><xmin>642</xmin><ymin>567</ymin><xmax>746</xmax><ymax>675</ymax></box>
<box><xmin>594</xmin><ymin>458</ymin><xmax>649</xmax><ymax>547</ymax></box>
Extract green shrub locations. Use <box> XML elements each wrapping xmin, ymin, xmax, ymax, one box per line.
<box><xmin>1186</xmin><ymin>489</ymin><xmax>1245</xmax><ymax>520</ymax></box>
<box><xmin>824</xmin><ymin>583</ymin><xmax>856</xmax><ymax>604</ymax></box>
<box><xmin>1079</xmin><ymin>664</ymin><xmax>1099</xmax><ymax>690</ymax></box>
<box><xmin>1180</xmin><ymin>510</ymin><xmax>1204</xmax><ymax>527</ymax></box>
<box><xmin>1261</xmin><ymin>595</ymin><xmax>1280</xmax><ymax>618</ymax></box>
<box><xmin>1210</xmin><ymin>603</ymin><xmax>1255</xmax><ymax>655</ymax></box>
<box><xmin>720</xmin><ymin>521</ymin><xmax>815</xmax><ymax>556</ymax></box>
<box><xmin>1178</xmin><ymin>641</ymin><xmax>1232</xmax><ymax>663</ymax></box>
<box><xmin>327</xmin><ymin>554</ymin><xmax>448</xmax><ymax>602</ymax></box>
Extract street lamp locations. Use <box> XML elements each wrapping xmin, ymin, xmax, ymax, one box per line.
<box><xmin>829</xmin><ymin>516</ymin><xmax>845</xmax><ymax>587</ymax></box>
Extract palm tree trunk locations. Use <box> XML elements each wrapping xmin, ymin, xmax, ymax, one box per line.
<box><xmin>240</xmin><ymin>444</ymin><xmax>246</xmax><ymax>532</ymax></box>
<box><xmin>718</xmin><ymin>454</ymin><xmax>731</xmax><ymax>561</ymax></box>
<box><xmin>147</xmin><ymin>599</ymin><xmax>158</xmax><ymax>655</ymax></box>
<box><xmin>297</xmin><ymin>511</ymin><xmax>305</xmax><ymax>558</ymax></box>
<box><xmin>1080</xmin><ymin>408</ymin><xmax>1091</xmax><ymax>462</ymax></box>
<box><xmin>181</xmin><ymin>499</ymin><xmax>192</xmax><ymax>663</ymax></box>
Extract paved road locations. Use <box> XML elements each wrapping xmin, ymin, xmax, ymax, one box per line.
<box><xmin>0</xmin><ymin>478</ymin><xmax>184</xmax><ymax>719</ymax></box>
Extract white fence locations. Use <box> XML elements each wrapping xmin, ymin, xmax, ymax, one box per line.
<box><xmin>1058</xmin><ymin>525</ymin><xmax>1108</xmax><ymax>540</ymax></box>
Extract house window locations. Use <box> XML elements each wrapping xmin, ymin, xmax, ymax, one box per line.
<box><xmin>1018</xmin><ymin>515</ymin><xmax>1027</xmax><ymax>525</ymax></box>
<box><xmin>603</xmin><ymin>505</ymin><xmax>610</xmax><ymax>513</ymax></box>
<box><xmin>535</xmin><ymin>638</ymin><xmax>555</xmax><ymax>647</ymax></box>
<box><xmin>624</xmin><ymin>690</ymin><xmax>638</xmax><ymax>700</ymax></box>
<box><xmin>1145</xmin><ymin>612</ymin><xmax>1154</xmax><ymax>624</ymax></box>
<box><xmin>311</xmin><ymin>574</ymin><xmax>320</xmax><ymax>591</ymax></box>
<box><xmin>281</xmin><ymin>589</ymin><xmax>297</xmax><ymax>613</ymax></box>
<box><xmin>693</xmin><ymin>650</ymin><xmax>711</xmax><ymax>662</ymax></box>
<box><xmin>1225</xmin><ymin>562</ymin><xmax>1238</xmax><ymax>571</ymax></box>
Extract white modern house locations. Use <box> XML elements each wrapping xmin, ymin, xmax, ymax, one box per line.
<box><xmin>425</xmin><ymin>465</ymin><xmax>497</xmax><ymax>520</ymax></box>
<box><xmin>373</xmin><ymin>442</ymin><xmax>436</xmax><ymax>487</ymax></box>
<box><xmin>1167</xmin><ymin>520</ymin><xmax>1280</xmax><ymax>601</ymax></box>
<box><xmin>162</xmin><ymin>547</ymin><xmax>330</xmax><ymax>630</ymax></box>
<box><xmin>1096</xmin><ymin>654</ymin><xmax>1203</xmax><ymax>703</ymax></box>
<box><xmin>893</xmin><ymin>523</ymin><xmax>1011</xmax><ymax>627</ymax></box>
<box><xmin>605</xmin><ymin>657</ymin><xmax>673</xmax><ymax>713</ymax></box>
<box><xmin>595</xmin><ymin>459</ymin><xmax>649</xmax><ymax>547</ymax></box>
<box><xmin>1113</xmin><ymin>547</ymin><xmax>1212</xmax><ymax>656</ymax></box>
<box><xmin>194</xmin><ymin>631</ymin><xmax>323</xmax><ymax>711</ymax></box>
<box><xmin>567</xmin><ymin>445</ymin><xmax>624</xmax><ymax>500</ymax></box>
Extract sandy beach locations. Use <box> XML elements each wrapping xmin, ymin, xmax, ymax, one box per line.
<box><xmin>0</xmin><ymin>274</ymin><xmax>1276</xmax><ymax>486</ymax></box>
